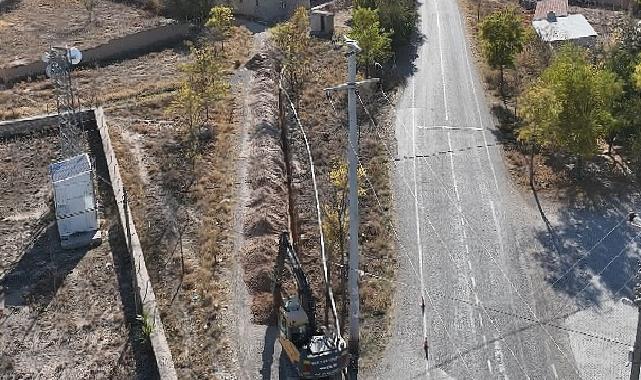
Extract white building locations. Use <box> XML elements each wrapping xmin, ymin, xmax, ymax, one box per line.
<box><xmin>49</xmin><ymin>153</ymin><xmax>98</xmax><ymax>243</ymax></box>
<box><xmin>532</xmin><ymin>11</ymin><xmax>598</xmax><ymax>46</ymax></box>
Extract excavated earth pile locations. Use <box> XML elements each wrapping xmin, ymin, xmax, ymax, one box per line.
<box><xmin>241</xmin><ymin>52</ymin><xmax>289</xmax><ymax>324</ymax></box>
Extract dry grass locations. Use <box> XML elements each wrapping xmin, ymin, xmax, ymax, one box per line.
<box><xmin>103</xmin><ymin>26</ymin><xmax>252</xmax><ymax>378</ymax></box>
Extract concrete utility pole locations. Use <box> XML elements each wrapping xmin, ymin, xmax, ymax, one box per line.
<box><xmin>324</xmin><ymin>39</ymin><xmax>379</xmax><ymax>380</ymax></box>
<box><xmin>346</xmin><ymin>40</ymin><xmax>361</xmax><ymax>380</ymax></box>
<box><xmin>629</xmin><ymin>212</ymin><xmax>641</xmax><ymax>380</ymax></box>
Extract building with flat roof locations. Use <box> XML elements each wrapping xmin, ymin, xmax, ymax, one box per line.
<box><xmin>532</xmin><ymin>12</ymin><xmax>597</xmax><ymax>46</ymax></box>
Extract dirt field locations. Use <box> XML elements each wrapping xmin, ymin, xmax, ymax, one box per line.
<box><xmin>0</xmin><ymin>47</ymin><xmax>190</xmax><ymax>120</ymax></box>
<box><xmin>0</xmin><ymin>126</ymin><xmax>157</xmax><ymax>379</ymax></box>
<box><xmin>1</xmin><ymin>3</ymin><xmax>254</xmax><ymax>371</ymax></box>
<box><xmin>100</xmin><ymin>27</ymin><xmax>252</xmax><ymax>378</ymax></box>
<box><xmin>0</xmin><ymin>0</ymin><xmax>167</xmax><ymax>68</ymax></box>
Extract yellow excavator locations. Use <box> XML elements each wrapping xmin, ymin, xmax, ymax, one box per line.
<box><xmin>273</xmin><ymin>232</ymin><xmax>349</xmax><ymax>379</ymax></box>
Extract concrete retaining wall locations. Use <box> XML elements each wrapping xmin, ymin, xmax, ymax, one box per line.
<box><xmin>571</xmin><ymin>0</ymin><xmax>634</xmax><ymax>10</ymax></box>
<box><xmin>94</xmin><ymin>107</ymin><xmax>177</xmax><ymax>380</ymax></box>
<box><xmin>0</xmin><ymin>22</ymin><xmax>190</xmax><ymax>85</ymax></box>
<box><xmin>0</xmin><ymin>111</ymin><xmax>95</xmax><ymax>139</ymax></box>
<box><xmin>228</xmin><ymin>0</ymin><xmax>310</xmax><ymax>22</ymax></box>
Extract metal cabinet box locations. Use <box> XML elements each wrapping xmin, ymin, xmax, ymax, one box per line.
<box><xmin>49</xmin><ymin>153</ymin><xmax>97</xmax><ymax>239</ymax></box>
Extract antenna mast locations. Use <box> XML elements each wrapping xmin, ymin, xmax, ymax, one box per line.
<box><xmin>44</xmin><ymin>46</ymin><xmax>84</xmax><ymax>158</ymax></box>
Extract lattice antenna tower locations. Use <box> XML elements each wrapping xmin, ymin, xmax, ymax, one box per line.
<box><xmin>43</xmin><ymin>46</ymin><xmax>83</xmax><ymax>158</ymax></box>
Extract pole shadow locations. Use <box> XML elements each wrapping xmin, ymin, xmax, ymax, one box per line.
<box><xmin>261</xmin><ymin>325</ymin><xmax>280</xmax><ymax>379</ymax></box>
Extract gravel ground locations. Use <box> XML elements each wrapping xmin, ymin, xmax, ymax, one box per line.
<box><xmin>0</xmin><ymin>0</ymin><xmax>168</xmax><ymax>68</ymax></box>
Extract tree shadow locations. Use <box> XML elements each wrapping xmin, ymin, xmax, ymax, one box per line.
<box><xmin>236</xmin><ymin>16</ymin><xmax>268</xmax><ymax>34</ymax></box>
<box><xmin>530</xmin><ymin>165</ymin><xmax>641</xmax><ymax>307</ymax></box>
<box><xmin>380</xmin><ymin>2</ymin><xmax>426</xmax><ymax>90</ymax></box>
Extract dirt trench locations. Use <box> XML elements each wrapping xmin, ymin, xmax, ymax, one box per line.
<box><xmin>227</xmin><ymin>30</ymin><xmax>293</xmax><ymax>377</ymax></box>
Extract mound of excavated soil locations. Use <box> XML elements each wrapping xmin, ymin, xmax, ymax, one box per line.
<box><xmin>241</xmin><ymin>52</ymin><xmax>289</xmax><ymax>325</ymax></box>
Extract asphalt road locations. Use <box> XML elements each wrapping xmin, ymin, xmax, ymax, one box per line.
<box><xmin>367</xmin><ymin>0</ymin><xmax>637</xmax><ymax>379</ymax></box>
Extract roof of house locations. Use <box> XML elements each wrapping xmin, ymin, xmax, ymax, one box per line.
<box><xmin>532</xmin><ymin>14</ymin><xmax>597</xmax><ymax>42</ymax></box>
<box><xmin>50</xmin><ymin>153</ymin><xmax>91</xmax><ymax>182</ymax></box>
<box><xmin>534</xmin><ymin>0</ymin><xmax>569</xmax><ymax>20</ymax></box>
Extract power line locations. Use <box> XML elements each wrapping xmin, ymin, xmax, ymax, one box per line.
<box><xmin>347</xmin><ymin>122</ymin><xmax>631</xmax><ymax>375</ymax></box>
<box><xmin>548</xmin><ymin>218</ymin><xmax>627</xmax><ymax>289</ymax></box>
<box><xmin>279</xmin><ymin>82</ymin><xmax>342</xmax><ymax>339</ymax></box>
<box><xmin>416</xmin><ymin>124</ymin><xmax>581</xmax><ymax>376</ymax></box>
<box><xmin>371</xmin><ymin>90</ymin><xmax>582</xmax><ymax>377</ymax></box>
<box><xmin>353</xmin><ymin>95</ymin><xmax>530</xmax><ymax>377</ymax></box>
<box><xmin>330</xmin><ymin>92</ymin><xmax>477</xmax><ymax>375</ymax></box>
<box><xmin>545</xmin><ymin>231</ymin><xmax>641</xmax><ymax>327</ymax></box>
<box><xmin>380</xmin><ymin>85</ymin><xmax>639</xmax><ymax>318</ymax></box>
<box><xmin>358</xmin><ymin>268</ymin><xmax>630</xmax><ymax>347</ymax></box>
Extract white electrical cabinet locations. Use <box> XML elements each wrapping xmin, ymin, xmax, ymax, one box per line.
<box><xmin>50</xmin><ymin>153</ymin><xmax>98</xmax><ymax>239</ymax></box>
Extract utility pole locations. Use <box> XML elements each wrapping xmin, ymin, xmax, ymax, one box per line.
<box><xmin>324</xmin><ymin>39</ymin><xmax>379</xmax><ymax>380</ymax></box>
<box><xmin>346</xmin><ymin>40</ymin><xmax>361</xmax><ymax>380</ymax></box>
<box><xmin>629</xmin><ymin>212</ymin><xmax>641</xmax><ymax>380</ymax></box>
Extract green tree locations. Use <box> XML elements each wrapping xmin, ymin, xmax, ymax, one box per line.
<box><xmin>354</xmin><ymin>0</ymin><xmax>376</xmax><ymax>7</ymax></box>
<box><xmin>518</xmin><ymin>84</ymin><xmax>560</xmax><ymax>185</ymax></box>
<box><xmin>479</xmin><ymin>7</ymin><xmax>526</xmax><ymax>99</ymax></box>
<box><xmin>272</xmin><ymin>7</ymin><xmax>310</xmax><ymax>95</ymax></box>
<box><xmin>206</xmin><ymin>5</ymin><xmax>234</xmax><ymax>51</ymax></box>
<box><xmin>634</xmin><ymin>59</ymin><xmax>641</xmax><ymax>89</ymax></box>
<box><xmin>170</xmin><ymin>47</ymin><xmax>229</xmax><ymax>158</ymax></box>
<box><xmin>354</xmin><ymin>0</ymin><xmax>416</xmax><ymax>46</ymax></box>
<box><xmin>518</xmin><ymin>45</ymin><xmax>623</xmax><ymax>171</ymax></box>
<box><xmin>349</xmin><ymin>7</ymin><xmax>392</xmax><ymax>77</ymax></box>
<box><xmin>322</xmin><ymin>161</ymin><xmax>365</xmax><ymax>333</ymax></box>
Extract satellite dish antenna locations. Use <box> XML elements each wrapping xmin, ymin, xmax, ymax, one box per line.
<box><xmin>42</xmin><ymin>52</ymin><xmax>51</xmax><ymax>63</ymax></box>
<box><xmin>67</xmin><ymin>47</ymin><xmax>82</xmax><ymax>65</ymax></box>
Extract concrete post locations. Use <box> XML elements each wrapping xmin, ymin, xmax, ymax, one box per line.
<box><xmin>346</xmin><ymin>40</ymin><xmax>360</xmax><ymax>380</ymax></box>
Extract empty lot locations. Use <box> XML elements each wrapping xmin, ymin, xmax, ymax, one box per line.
<box><xmin>0</xmin><ymin>125</ymin><xmax>157</xmax><ymax>379</ymax></box>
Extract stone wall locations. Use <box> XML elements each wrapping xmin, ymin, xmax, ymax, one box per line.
<box><xmin>0</xmin><ymin>22</ymin><xmax>190</xmax><ymax>85</ymax></box>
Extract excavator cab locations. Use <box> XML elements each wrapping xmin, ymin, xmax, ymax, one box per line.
<box><xmin>280</xmin><ymin>297</ymin><xmax>310</xmax><ymax>346</ymax></box>
<box><xmin>274</xmin><ymin>233</ymin><xmax>349</xmax><ymax>379</ymax></box>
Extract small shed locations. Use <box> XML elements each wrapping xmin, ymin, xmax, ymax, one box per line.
<box><xmin>49</xmin><ymin>153</ymin><xmax>98</xmax><ymax>240</ymax></box>
<box><xmin>310</xmin><ymin>7</ymin><xmax>334</xmax><ymax>37</ymax></box>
